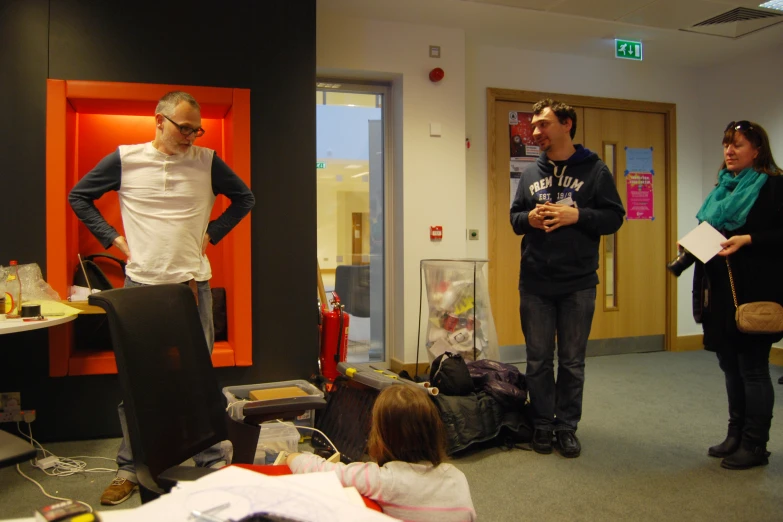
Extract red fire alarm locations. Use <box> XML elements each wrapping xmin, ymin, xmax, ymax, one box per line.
<box><xmin>430</xmin><ymin>226</ymin><xmax>443</xmax><ymax>241</ymax></box>
<box><xmin>429</xmin><ymin>67</ymin><xmax>445</xmax><ymax>83</ymax></box>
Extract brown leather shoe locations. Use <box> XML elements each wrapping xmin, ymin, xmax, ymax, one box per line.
<box><xmin>100</xmin><ymin>477</ymin><xmax>138</xmax><ymax>505</ymax></box>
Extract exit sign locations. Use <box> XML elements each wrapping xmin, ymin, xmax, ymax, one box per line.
<box><xmin>316</xmin><ymin>162</ymin><xmax>327</xmax><ymax>169</ymax></box>
<box><xmin>615</xmin><ymin>39</ymin><xmax>642</xmax><ymax>61</ymax></box>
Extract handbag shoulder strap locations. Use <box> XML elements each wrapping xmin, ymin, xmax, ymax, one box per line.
<box><xmin>725</xmin><ymin>257</ymin><xmax>739</xmax><ymax>310</ymax></box>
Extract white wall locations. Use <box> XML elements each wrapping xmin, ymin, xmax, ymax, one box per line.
<box><xmin>317</xmin><ymin>14</ymin><xmax>467</xmax><ymax>364</ymax></box>
<box><xmin>697</xmin><ymin>46</ymin><xmax>783</xmax><ymax>200</ymax></box>
<box><xmin>465</xmin><ymin>44</ymin><xmax>705</xmax><ymax>337</ymax></box>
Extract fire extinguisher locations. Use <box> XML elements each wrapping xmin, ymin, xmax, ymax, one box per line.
<box><xmin>319</xmin><ymin>292</ymin><xmax>350</xmax><ymax>381</ymax></box>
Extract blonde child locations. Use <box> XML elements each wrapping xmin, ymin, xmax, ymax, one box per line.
<box><xmin>287</xmin><ymin>384</ymin><xmax>477</xmax><ymax>521</ymax></box>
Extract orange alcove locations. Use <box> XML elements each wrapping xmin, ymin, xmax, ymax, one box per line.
<box><xmin>46</xmin><ymin>80</ymin><xmax>252</xmax><ymax>377</ymax></box>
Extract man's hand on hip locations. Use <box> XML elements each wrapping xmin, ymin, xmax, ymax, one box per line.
<box><xmin>112</xmin><ymin>236</ymin><xmax>131</xmax><ymax>260</ymax></box>
<box><xmin>202</xmin><ymin>233</ymin><xmax>211</xmax><ymax>255</ymax></box>
<box><xmin>539</xmin><ymin>202</ymin><xmax>579</xmax><ymax>233</ymax></box>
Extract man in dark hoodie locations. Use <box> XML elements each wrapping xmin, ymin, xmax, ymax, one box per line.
<box><xmin>510</xmin><ymin>99</ymin><xmax>625</xmax><ymax>458</ymax></box>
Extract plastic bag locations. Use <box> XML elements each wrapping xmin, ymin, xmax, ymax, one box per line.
<box><xmin>18</xmin><ymin>263</ymin><xmax>61</xmax><ymax>302</ymax></box>
<box><xmin>421</xmin><ymin>260</ymin><xmax>499</xmax><ymax>363</ymax></box>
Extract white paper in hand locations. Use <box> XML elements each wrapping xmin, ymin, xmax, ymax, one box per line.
<box><xmin>678</xmin><ymin>222</ymin><xmax>727</xmax><ymax>263</ymax></box>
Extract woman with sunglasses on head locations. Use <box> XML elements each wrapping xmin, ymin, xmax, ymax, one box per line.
<box><xmin>692</xmin><ymin>120</ymin><xmax>783</xmax><ymax>470</ymax></box>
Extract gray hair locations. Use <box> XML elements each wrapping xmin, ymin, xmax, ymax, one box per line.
<box><xmin>155</xmin><ymin>91</ymin><xmax>201</xmax><ymax>116</ymax></box>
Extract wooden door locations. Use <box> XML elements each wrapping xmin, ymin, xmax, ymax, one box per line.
<box><xmin>490</xmin><ymin>101</ymin><xmax>667</xmax><ymax>353</ymax></box>
<box><xmin>352</xmin><ymin>212</ymin><xmax>363</xmax><ymax>265</ymax></box>
<box><xmin>583</xmin><ymin>109</ymin><xmax>666</xmax><ymax>341</ymax></box>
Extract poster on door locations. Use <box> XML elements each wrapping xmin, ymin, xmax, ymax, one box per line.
<box><xmin>626</xmin><ymin>172</ymin><xmax>654</xmax><ymax>220</ymax></box>
<box><xmin>509</xmin><ymin>111</ymin><xmax>539</xmax><ymax>162</ymax></box>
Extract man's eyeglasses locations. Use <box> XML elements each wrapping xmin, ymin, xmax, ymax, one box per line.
<box><xmin>725</xmin><ymin>120</ymin><xmax>754</xmax><ymax>133</ymax></box>
<box><xmin>162</xmin><ymin>115</ymin><xmax>205</xmax><ymax>138</ymax></box>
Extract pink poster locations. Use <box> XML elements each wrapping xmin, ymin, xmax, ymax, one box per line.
<box><xmin>626</xmin><ymin>172</ymin><xmax>654</xmax><ymax>220</ymax></box>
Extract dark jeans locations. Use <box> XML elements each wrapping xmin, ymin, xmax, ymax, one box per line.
<box><xmin>716</xmin><ymin>340</ymin><xmax>774</xmax><ymax>445</ymax></box>
<box><xmin>520</xmin><ymin>287</ymin><xmax>596</xmax><ymax>432</ymax></box>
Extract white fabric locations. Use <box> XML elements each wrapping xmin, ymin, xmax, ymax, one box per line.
<box><xmin>118</xmin><ymin>143</ymin><xmax>215</xmax><ymax>284</ymax></box>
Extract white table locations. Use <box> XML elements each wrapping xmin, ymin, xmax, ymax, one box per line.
<box><xmin>0</xmin><ymin>315</ymin><xmax>76</xmax><ymax>335</ymax></box>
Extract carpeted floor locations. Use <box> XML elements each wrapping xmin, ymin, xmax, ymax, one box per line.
<box><xmin>1</xmin><ymin>351</ymin><xmax>781</xmax><ymax>521</ymax></box>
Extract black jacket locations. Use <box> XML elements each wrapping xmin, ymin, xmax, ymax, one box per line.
<box><xmin>510</xmin><ymin>146</ymin><xmax>625</xmax><ymax>295</ymax></box>
<box><xmin>693</xmin><ymin>174</ymin><xmax>783</xmax><ymax>349</ymax></box>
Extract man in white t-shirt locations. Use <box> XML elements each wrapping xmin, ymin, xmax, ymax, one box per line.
<box><xmin>69</xmin><ymin>91</ymin><xmax>255</xmax><ymax>505</ymax></box>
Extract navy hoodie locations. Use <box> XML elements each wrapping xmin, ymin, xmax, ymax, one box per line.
<box><xmin>510</xmin><ymin>145</ymin><xmax>625</xmax><ymax>295</ymax></box>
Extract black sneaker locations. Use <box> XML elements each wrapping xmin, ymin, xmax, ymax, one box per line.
<box><xmin>555</xmin><ymin>430</ymin><xmax>581</xmax><ymax>458</ymax></box>
<box><xmin>531</xmin><ymin>429</ymin><xmax>553</xmax><ymax>454</ymax></box>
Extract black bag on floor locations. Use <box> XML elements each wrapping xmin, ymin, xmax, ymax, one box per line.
<box><xmin>432</xmin><ymin>391</ymin><xmax>533</xmax><ymax>454</ymax></box>
<box><xmin>430</xmin><ymin>352</ymin><xmax>474</xmax><ymax>396</ymax></box>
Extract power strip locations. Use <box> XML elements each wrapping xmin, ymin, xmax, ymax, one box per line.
<box><xmin>36</xmin><ymin>456</ymin><xmax>59</xmax><ymax>470</ymax></box>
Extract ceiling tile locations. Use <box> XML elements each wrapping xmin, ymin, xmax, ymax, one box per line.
<box><xmin>619</xmin><ymin>0</ymin><xmax>734</xmax><ymax>29</ymax></box>
<box><xmin>458</xmin><ymin>0</ymin><xmax>559</xmax><ymax>11</ymax></box>
<box><xmin>549</xmin><ymin>0</ymin><xmax>654</xmax><ymax>21</ymax></box>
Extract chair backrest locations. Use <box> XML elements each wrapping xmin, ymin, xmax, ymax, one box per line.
<box><xmin>334</xmin><ymin>264</ymin><xmax>370</xmax><ymax>317</ymax></box>
<box><xmin>89</xmin><ymin>284</ymin><xmax>227</xmax><ymax>490</ymax></box>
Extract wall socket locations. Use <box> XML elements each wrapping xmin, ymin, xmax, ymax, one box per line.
<box><xmin>0</xmin><ymin>391</ymin><xmax>21</xmax><ymax>423</ymax></box>
<box><xmin>468</xmin><ymin>229</ymin><xmax>479</xmax><ymax>240</ymax></box>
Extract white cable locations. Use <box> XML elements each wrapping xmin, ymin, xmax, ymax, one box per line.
<box><xmin>274</xmin><ymin>419</ymin><xmax>339</xmax><ymax>456</ymax></box>
<box><xmin>15</xmin><ymin>422</ymin><xmax>117</xmax><ymax>478</ymax></box>
<box><xmin>15</xmin><ymin>463</ymin><xmax>94</xmax><ymax>513</ymax></box>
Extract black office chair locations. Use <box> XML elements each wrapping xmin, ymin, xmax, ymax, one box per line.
<box><xmin>89</xmin><ymin>285</ymin><xmax>325</xmax><ymax>503</ymax></box>
<box><xmin>334</xmin><ymin>265</ymin><xmax>370</xmax><ymax>317</ymax></box>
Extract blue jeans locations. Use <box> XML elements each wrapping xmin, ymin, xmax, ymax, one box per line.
<box><xmin>115</xmin><ymin>277</ymin><xmax>226</xmax><ymax>481</ymax></box>
<box><xmin>520</xmin><ymin>287</ymin><xmax>596</xmax><ymax>432</ymax></box>
<box><xmin>716</xmin><ymin>341</ymin><xmax>774</xmax><ymax>445</ymax></box>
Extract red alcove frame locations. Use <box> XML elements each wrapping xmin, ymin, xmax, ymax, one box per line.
<box><xmin>46</xmin><ymin>80</ymin><xmax>252</xmax><ymax>376</ymax></box>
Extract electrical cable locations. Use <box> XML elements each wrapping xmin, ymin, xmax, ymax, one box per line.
<box><xmin>16</xmin><ymin>422</ymin><xmax>117</xmax><ymax>477</ymax></box>
<box><xmin>274</xmin><ymin>419</ymin><xmax>339</xmax><ymax>455</ymax></box>
<box><xmin>13</xmin><ymin>421</ymin><xmax>118</xmax><ymax>514</ymax></box>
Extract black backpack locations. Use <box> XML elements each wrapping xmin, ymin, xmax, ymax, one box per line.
<box><xmin>429</xmin><ymin>352</ymin><xmax>474</xmax><ymax>396</ymax></box>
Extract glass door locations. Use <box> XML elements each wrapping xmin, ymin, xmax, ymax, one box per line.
<box><xmin>316</xmin><ymin>81</ymin><xmax>388</xmax><ymax>362</ymax></box>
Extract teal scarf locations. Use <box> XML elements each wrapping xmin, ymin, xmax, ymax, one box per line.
<box><xmin>696</xmin><ymin>168</ymin><xmax>767</xmax><ymax>231</ymax></box>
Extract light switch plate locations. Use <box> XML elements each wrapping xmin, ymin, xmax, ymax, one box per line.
<box><xmin>429</xmin><ymin>45</ymin><xmax>440</xmax><ymax>58</ymax></box>
<box><xmin>430</xmin><ymin>123</ymin><xmax>442</xmax><ymax>137</ymax></box>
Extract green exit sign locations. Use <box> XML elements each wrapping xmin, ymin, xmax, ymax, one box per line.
<box><xmin>615</xmin><ymin>39</ymin><xmax>642</xmax><ymax>61</ymax></box>
<box><xmin>316</xmin><ymin>162</ymin><xmax>327</xmax><ymax>169</ymax></box>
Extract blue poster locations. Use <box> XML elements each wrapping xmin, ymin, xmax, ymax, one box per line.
<box><xmin>625</xmin><ymin>147</ymin><xmax>653</xmax><ymax>174</ymax></box>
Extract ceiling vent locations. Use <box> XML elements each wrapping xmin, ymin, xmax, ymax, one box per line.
<box><xmin>682</xmin><ymin>7</ymin><xmax>783</xmax><ymax>38</ymax></box>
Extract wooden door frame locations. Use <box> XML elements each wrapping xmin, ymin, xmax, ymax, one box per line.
<box><xmin>487</xmin><ymin>88</ymin><xmax>680</xmax><ymax>352</ymax></box>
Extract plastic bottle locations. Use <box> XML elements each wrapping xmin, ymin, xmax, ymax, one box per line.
<box><xmin>0</xmin><ymin>267</ymin><xmax>6</xmax><ymax>320</ymax></box>
<box><xmin>5</xmin><ymin>260</ymin><xmax>22</xmax><ymax>317</ymax></box>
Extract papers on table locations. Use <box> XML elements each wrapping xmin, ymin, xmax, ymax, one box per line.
<box><xmin>678</xmin><ymin>222</ymin><xmax>727</xmax><ymax>264</ymax></box>
<box><xmin>108</xmin><ymin>466</ymin><xmax>395</xmax><ymax>522</ymax></box>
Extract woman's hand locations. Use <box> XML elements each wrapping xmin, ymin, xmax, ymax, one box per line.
<box><xmin>285</xmin><ymin>452</ymin><xmax>302</xmax><ymax>467</ymax></box>
<box><xmin>717</xmin><ymin>234</ymin><xmax>752</xmax><ymax>256</ymax></box>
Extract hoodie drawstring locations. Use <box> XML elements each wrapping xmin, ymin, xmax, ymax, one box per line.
<box><xmin>548</xmin><ymin>160</ymin><xmax>568</xmax><ymax>180</ymax></box>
